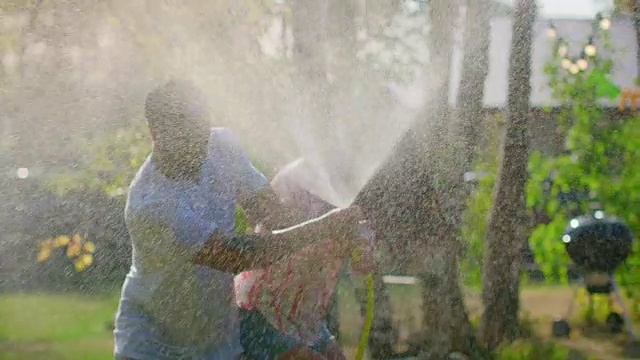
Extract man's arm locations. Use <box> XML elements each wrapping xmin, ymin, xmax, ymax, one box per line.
<box><xmin>240</xmin><ymin>188</ymin><xmax>315</xmax><ymax>230</ymax></box>
<box><xmin>192</xmin><ymin>206</ymin><xmax>362</xmax><ymax>273</ymax></box>
<box><xmin>209</xmin><ymin>131</ymin><xmax>363</xmax><ymax>271</ymax></box>
<box><xmin>128</xmin><ymin>201</ymin><xmax>357</xmax><ymax>274</ymax></box>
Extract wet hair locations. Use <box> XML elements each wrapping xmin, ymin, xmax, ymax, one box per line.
<box><xmin>144</xmin><ymin>79</ymin><xmax>209</xmax><ymax>133</ymax></box>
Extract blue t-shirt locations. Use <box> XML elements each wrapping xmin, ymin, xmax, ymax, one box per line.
<box><xmin>114</xmin><ymin>128</ymin><xmax>269</xmax><ymax>360</ymax></box>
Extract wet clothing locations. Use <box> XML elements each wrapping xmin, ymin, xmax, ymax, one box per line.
<box><xmin>234</xmin><ymin>158</ymin><xmax>374</xmax><ymax>358</ymax></box>
<box><xmin>114</xmin><ymin>128</ymin><xmax>270</xmax><ymax>360</ymax></box>
<box><xmin>239</xmin><ymin>309</ymin><xmax>334</xmax><ymax>359</ymax></box>
<box><xmin>234</xmin><ymin>158</ymin><xmax>340</xmax><ymax>357</ymax></box>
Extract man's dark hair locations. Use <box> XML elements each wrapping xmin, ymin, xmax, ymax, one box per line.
<box><xmin>144</xmin><ymin>79</ymin><xmax>209</xmax><ymax>131</ymax></box>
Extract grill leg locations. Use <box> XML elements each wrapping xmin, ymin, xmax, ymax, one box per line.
<box><xmin>565</xmin><ymin>284</ymin><xmax>581</xmax><ymax>319</ymax></box>
<box><xmin>611</xmin><ymin>277</ymin><xmax>638</xmax><ymax>342</ymax></box>
<box><xmin>586</xmin><ymin>294</ymin><xmax>595</xmax><ymax>325</ymax></box>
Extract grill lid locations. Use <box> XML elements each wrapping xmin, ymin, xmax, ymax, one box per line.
<box><xmin>562</xmin><ymin>212</ymin><xmax>634</xmax><ymax>273</ymax></box>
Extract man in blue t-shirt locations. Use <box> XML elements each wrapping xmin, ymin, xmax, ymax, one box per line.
<box><xmin>113</xmin><ymin>80</ymin><xmax>364</xmax><ymax>360</ymax></box>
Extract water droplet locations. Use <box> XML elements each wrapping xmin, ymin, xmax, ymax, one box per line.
<box><xmin>2</xmin><ymin>52</ymin><xmax>19</xmax><ymax>73</ymax></box>
<box><xmin>16</xmin><ymin>168</ymin><xmax>29</xmax><ymax>179</ymax></box>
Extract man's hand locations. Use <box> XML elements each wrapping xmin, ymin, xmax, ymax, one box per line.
<box><xmin>324</xmin><ymin>206</ymin><xmax>367</xmax><ymax>257</ymax></box>
<box><xmin>279</xmin><ymin>345</ymin><xmax>327</xmax><ymax>360</ymax></box>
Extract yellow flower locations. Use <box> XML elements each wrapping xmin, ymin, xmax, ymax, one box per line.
<box><xmin>55</xmin><ymin>235</ymin><xmax>71</xmax><ymax>247</ymax></box>
<box><xmin>83</xmin><ymin>241</ymin><xmax>96</xmax><ymax>253</ymax></box>
<box><xmin>37</xmin><ymin>249</ymin><xmax>51</xmax><ymax>263</ymax></box>
<box><xmin>66</xmin><ymin>244</ymin><xmax>81</xmax><ymax>258</ymax></box>
<box><xmin>72</xmin><ymin>234</ymin><xmax>82</xmax><ymax>244</ymax></box>
<box><xmin>80</xmin><ymin>254</ymin><xmax>94</xmax><ymax>267</ymax></box>
<box><xmin>41</xmin><ymin>238</ymin><xmax>53</xmax><ymax>250</ymax></box>
<box><xmin>74</xmin><ymin>261</ymin><xmax>86</xmax><ymax>272</ymax></box>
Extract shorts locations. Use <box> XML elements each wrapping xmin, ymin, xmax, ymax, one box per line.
<box><xmin>239</xmin><ymin>309</ymin><xmax>334</xmax><ymax>360</ymax></box>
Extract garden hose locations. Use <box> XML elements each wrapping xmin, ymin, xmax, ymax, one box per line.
<box><xmin>351</xmin><ymin>248</ymin><xmax>375</xmax><ymax>360</ymax></box>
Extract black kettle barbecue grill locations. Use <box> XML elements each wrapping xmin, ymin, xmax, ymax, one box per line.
<box><xmin>551</xmin><ymin>211</ymin><xmax>636</xmax><ymax>340</ymax></box>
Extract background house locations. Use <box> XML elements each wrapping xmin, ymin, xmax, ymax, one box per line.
<box><xmin>392</xmin><ymin>15</ymin><xmax>638</xmax><ymax>156</ymax></box>
<box><xmin>454</xmin><ymin>15</ymin><xmax>639</xmax><ymax>154</ymax></box>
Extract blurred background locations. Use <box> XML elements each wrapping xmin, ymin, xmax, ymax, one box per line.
<box><xmin>0</xmin><ymin>0</ymin><xmax>639</xmax><ymax>359</ymax></box>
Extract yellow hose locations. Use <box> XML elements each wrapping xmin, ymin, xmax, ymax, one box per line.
<box><xmin>351</xmin><ymin>247</ymin><xmax>375</xmax><ymax>360</ymax></box>
<box><xmin>354</xmin><ymin>273</ymin><xmax>375</xmax><ymax>360</ymax></box>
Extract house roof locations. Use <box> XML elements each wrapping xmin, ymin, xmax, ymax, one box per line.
<box><xmin>448</xmin><ymin>16</ymin><xmax>638</xmax><ymax>108</ymax></box>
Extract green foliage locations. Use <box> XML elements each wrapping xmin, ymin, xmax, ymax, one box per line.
<box><xmin>47</xmin><ymin>122</ymin><xmax>150</xmax><ymax>197</ymax></box>
<box><xmin>613</xmin><ymin>0</ymin><xmax>637</xmax><ymax>14</ymax></box>
<box><xmin>46</xmin><ymin>121</ymin><xmax>271</xmax><ymax>198</ymax></box>
<box><xmin>235</xmin><ymin>206</ymin><xmax>250</xmax><ymax>235</ymax></box>
<box><xmin>460</xmin><ymin>115</ymin><xmax>502</xmax><ymax>285</ymax></box>
<box><xmin>461</xmin><ymin>151</ymin><xmax>497</xmax><ymax>285</ymax></box>
<box><xmin>529</xmin><ymin>21</ymin><xmax>640</xmax><ymax>295</ymax></box>
<box><xmin>15</xmin><ymin>186</ymin><xmax>131</xmax><ymax>293</ymax></box>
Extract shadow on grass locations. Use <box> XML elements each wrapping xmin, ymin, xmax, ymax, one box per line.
<box><xmin>622</xmin><ymin>343</ymin><xmax>640</xmax><ymax>359</ymax></box>
<box><xmin>555</xmin><ymin>316</ymin><xmax>640</xmax><ymax>357</ymax></box>
<box><xmin>491</xmin><ymin>313</ymin><xmax>593</xmax><ymax>360</ymax></box>
<box><xmin>495</xmin><ymin>338</ymin><xmax>591</xmax><ymax>360</ymax></box>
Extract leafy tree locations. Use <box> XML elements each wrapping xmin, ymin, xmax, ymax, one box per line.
<box><xmin>46</xmin><ymin>121</ymin><xmax>150</xmax><ymax>197</ymax></box>
<box><xmin>528</xmin><ymin>15</ymin><xmax>639</xmax><ymax>306</ymax></box>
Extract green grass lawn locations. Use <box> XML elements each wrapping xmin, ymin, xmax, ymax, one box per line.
<box><xmin>1</xmin><ymin>286</ymin><xmax>638</xmax><ymax>360</ymax></box>
<box><xmin>0</xmin><ymin>293</ymin><xmax>119</xmax><ymax>360</ymax></box>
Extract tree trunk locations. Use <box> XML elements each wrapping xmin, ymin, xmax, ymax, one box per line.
<box><xmin>355</xmin><ymin>114</ymin><xmax>482</xmax><ymax>359</ymax></box>
<box><xmin>423</xmin><ymin>1</ymin><xmax>487</xmax><ymax>358</ymax></box>
<box><xmin>449</xmin><ymin>2</ymin><xmax>492</xmax><ymax>355</ymax></box>
<box><xmin>367</xmin><ymin>261</ymin><xmax>396</xmax><ymax>359</ymax></box>
<box><xmin>416</xmin><ymin>0</ymin><xmax>458</xmax><ymax>353</ymax></box>
<box><xmin>457</xmin><ymin>0</ymin><xmax>491</xmax><ymax>169</ymax></box>
<box><xmin>353</xmin><ymin>0</ymin><xmax>480</xmax><ymax>354</ymax></box>
<box><xmin>634</xmin><ymin>0</ymin><xmax>640</xmax><ymax>78</ymax></box>
<box><xmin>480</xmin><ymin>0</ymin><xmax>535</xmax><ymax>351</ymax></box>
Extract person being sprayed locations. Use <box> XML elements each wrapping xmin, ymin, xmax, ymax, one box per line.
<box><xmin>113</xmin><ymin>80</ymin><xmax>367</xmax><ymax>360</ymax></box>
<box><xmin>235</xmin><ymin>158</ymin><xmax>376</xmax><ymax>360</ymax></box>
